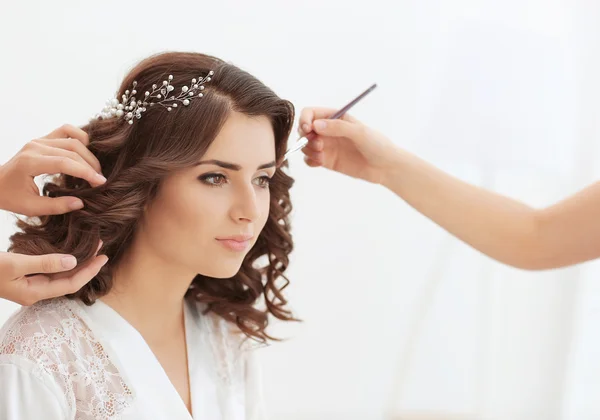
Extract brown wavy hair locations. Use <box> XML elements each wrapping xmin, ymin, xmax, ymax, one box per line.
<box><xmin>9</xmin><ymin>51</ymin><xmax>296</xmax><ymax>343</ymax></box>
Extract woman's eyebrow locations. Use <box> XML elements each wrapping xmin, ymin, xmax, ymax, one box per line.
<box><xmin>196</xmin><ymin>159</ymin><xmax>276</xmax><ymax>170</ymax></box>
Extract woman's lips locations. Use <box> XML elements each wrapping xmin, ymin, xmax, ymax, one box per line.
<box><xmin>215</xmin><ymin>235</ymin><xmax>253</xmax><ymax>252</ymax></box>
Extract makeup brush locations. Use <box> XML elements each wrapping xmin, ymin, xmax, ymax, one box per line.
<box><xmin>281</xmin><ymin>83</ymin><xmax>378</xmax><ymax>163</ymax></box>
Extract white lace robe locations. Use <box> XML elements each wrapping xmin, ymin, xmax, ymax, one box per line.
<box><xmin>0</xmin><ymin>297</ymin><xmax>267</xmax><ymax>419</ymax></box>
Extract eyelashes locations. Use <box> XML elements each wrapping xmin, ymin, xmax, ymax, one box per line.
<box><xmin>198</xmin><ymin>173</ymin><xmax>272</xmax><ymax>189</ymax></box>
<box><xmin>198</xmin><ymin>173</ymin><xmax>227</xmax><ymax>187</ymax></box>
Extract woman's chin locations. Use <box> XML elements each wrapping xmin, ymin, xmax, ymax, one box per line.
<box><xmin>198</xmin><ymin>261</ymin><xmax>243</xmax><ymax>279</ymax></box>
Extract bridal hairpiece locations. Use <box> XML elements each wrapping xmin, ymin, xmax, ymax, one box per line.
<box><xmin>91</xmin><ymin>71</ymin><xmax>214</xmax><ymax>124</ymax></box>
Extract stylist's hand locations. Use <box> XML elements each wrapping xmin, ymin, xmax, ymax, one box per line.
<box><xmin>0</xmin><ymin>241</ymin><xmax>107</xmax><ymax>306</ymax></box>
<box><xmin>0</xmin><ymin>124</ymin><xmax>107</xmax><ymax>305</ymax></box>
<box><xmin>298</xmin><ymin>108</ymin><xmax>399</xmax><ymax>185</ymax></box>
<box><xmin>0</xmin><ymin>124</ymin><xmax>106</xmax><ymax>217</ymax></box>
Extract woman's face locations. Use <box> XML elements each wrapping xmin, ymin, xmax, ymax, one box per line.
<box><xmin>140</xmin><ymin>111</ymin><xmax>277</xmax><ymax>278</ymax></box>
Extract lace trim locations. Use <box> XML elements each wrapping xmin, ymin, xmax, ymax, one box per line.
<box><xmin>0</xmin><ymin>298</ymin><xmax>134</xmax><ymax>419</ymax></box>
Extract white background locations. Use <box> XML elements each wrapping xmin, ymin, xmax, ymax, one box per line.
<box><xmin>1</xmin><ymin>1</ymin><xmax>600</xmax><ymax>419</ymax></box>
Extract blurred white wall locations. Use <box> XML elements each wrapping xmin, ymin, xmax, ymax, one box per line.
<box><xmin>1</xmin><ymin>1</ymin><xmax>600</xmax><ymax>419</ymax></box>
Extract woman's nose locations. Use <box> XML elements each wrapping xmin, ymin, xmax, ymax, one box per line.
<box><xmin>230</xmin><ymin>185</ymin><xmax>260</xmax><ymax>222</ymax></box>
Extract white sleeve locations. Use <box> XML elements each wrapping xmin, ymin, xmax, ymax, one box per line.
<box><xmin>0</xmin><ymin>361</ymin><xmax>68</xmax><ymax>420</ymax></box>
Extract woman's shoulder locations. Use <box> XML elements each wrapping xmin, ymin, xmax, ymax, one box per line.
<box><xmin>0</xmin><ymin>298</ymin><xmax>87</xmax><ymax>415</ymax></box>
<box><xmin>0</xmin><ymin>297</ymin><xmax>84</xmax><ymax>358</ymax></box>
<box><xmin>0</xmin><ymin>297</ymin><xmax>96</xmax><ymax>383</ymax></box>
<box><xmin>0</xmin><ymin>297</ymin><xmax>134</xmax><ymax>418</ymax></box>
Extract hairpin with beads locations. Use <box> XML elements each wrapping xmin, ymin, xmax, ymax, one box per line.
<box><xmin>91</xmin><ymin>70</ymin><xmax>214</xmax><ymax>124</ymax></box>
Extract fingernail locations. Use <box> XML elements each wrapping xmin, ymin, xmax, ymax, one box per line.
<box><xmin>96</xmin><ymin>173</ymin><xmax>107</xmax><ymax>183</ymax></box>
<box><xmin>96</xmin><ymin>240</ymin><xmax>103</xmax><ymax>253</ymax></box>
<box><xmin>314</xmin><ymin>120</ymin><xmax>326</xmax><ymax>130</ymax></box>
<box><xmin>61</xmin><ymin>256</ymin><xmax>77</xmax><ymax>269</ymax></box>
<box><xmin>302</xmin><ymin>123</ymin><xmax>311</xmax><ymax>133</ymax></box>
<box><xmin>69</xmin><ymin>199</ymin><xmax>84</xmax><ymax>210</ymax></box>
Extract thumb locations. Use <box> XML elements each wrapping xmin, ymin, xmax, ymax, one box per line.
<box><xmin>30</xmin><ymin>196</ymin><xmax>84</xmax><ymax>216</ymax></box>
<box><xmin>12</xmin><ymin>253</ymin><xmax>78</xmax><ymax>277</ymax></box>
<box><xmin>313</xmin><ymin>119</ymin><xmax>362</xmax><ymax>140</ymax></box>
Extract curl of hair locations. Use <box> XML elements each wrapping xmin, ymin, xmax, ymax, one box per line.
<box><xmin>9</xmin><ymin>52</ymin><xmax>297</xmax><ymax>343</ymax></box>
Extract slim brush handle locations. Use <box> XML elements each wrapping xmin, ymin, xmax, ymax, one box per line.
<box><xmin>282</xmin><ymin>83</ymin><xmax>378</xmax><ymax>163</ymax></box>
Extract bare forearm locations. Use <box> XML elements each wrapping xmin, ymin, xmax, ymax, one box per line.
<box><xmin>299</xmin><ymin>107</ymin><xmax>600</xmax><ymax>269</ymax></box>
<box><xmin>380</xmin><ymin>149</ymin><xmax>543</xmax><ymax>269</ymax></box>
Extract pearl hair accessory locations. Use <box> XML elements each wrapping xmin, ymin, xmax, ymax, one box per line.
<box><xmin>91</xmin><ymin>70</ymin><xmax>214</xmax><ymax>124</ymax></box>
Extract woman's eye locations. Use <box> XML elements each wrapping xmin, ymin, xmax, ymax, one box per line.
<box><xmin>199</xmin><ymin>173</ymin><xmax>271</xmax><ymax>188</ymax></box>
<box><xmin>199</xmin><ymin>173</ymin><xmax>227</xmax><ymax>187</ymax></box>
<box><xmin>254</xmin><ymin>176</ymin><xmax>271</xmax><ymax>189</ymax></box>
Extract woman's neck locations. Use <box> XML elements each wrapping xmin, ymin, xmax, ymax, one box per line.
<box><xmin>99</xmin><ymin>239</ymin><xmax>196</xmax><ymax>345</ymax></box>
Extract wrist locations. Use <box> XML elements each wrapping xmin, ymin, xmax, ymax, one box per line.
<box><xmin>377</xmin><ymin>145</ymin><xmax>406</xmax><ymax>188</ymax></box>
<box><xmin>0</xmin><ymin>165</ymin><xmax>7</xmax><ymax>211</ymax></box>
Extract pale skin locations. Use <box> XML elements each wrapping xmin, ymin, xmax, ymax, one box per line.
<box><xmin>100</xmin><ymin>111</ymin><xmax>276</xmax><ymax>413</ymax></box>
<box><xmin>299</xmin><ymin>107</ymin><xmax>600</xmax><ymax>271</ymax></box>
<box><xmin>0</xmin><ymin>124</ymin><xmax>108</xmax><ymax>306</ymax></box>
